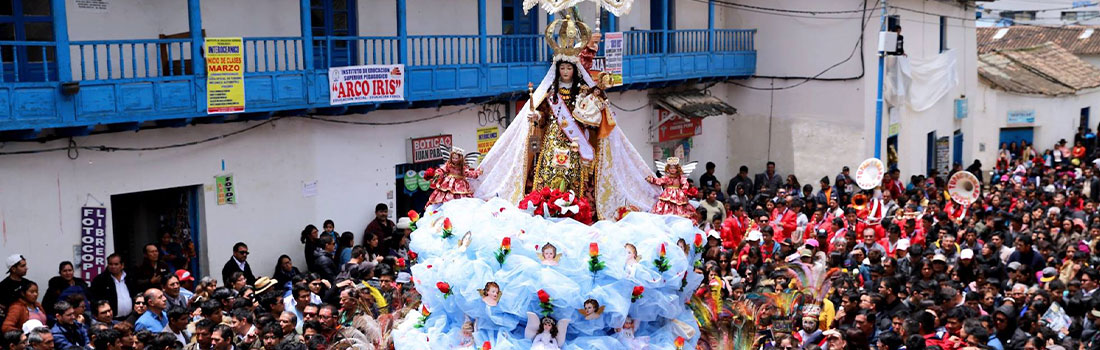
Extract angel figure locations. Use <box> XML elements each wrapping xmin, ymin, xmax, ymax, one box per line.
<box><xmin>426</xmin><ymin>146</ymin><xmax>482</xmax><ymax>208</ymax></box>
<box><xmin>540</xmin><ymin>243</ymin><xmax>562</xmax><ymax>266</ymax></box>
<box><xmin>624</xmin><ymin>243</ymin><xmax>639</xmax><ymax>265</ymax></box>
<box><xmin>615</xmin><ymin>316</ymin><xmax>650</xmax><ymax>350</ymax></box>
<box><xmin>453</xmin><ymin>317</ymin><xmax>477</xmax><ymax>349</ymax></box>
<box><xmin>645</xmin><ymin>157</ymin><xmax>699</xmax><ymax>223</ymax></box>
<box><xmin>479</xmin><ymin>282</ymin><xmax>501</xmax><ymax>307</ymax></box>
<box><xmin>458</xmin><ymin>232</ymin><xmax>473</xmax><ymax>250</ymax></box>
<box><xmin>577</xmin><ymin>299</ymin><xmax>604</xmax><ymax>321</ymax></box>
<box><xmin>525</xmin><ymin>312</ymin><xmax>570</xmax><ymax>350</ymax></box>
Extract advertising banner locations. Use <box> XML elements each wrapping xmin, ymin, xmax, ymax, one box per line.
<box><xmin>79</xmin><ymin>207</ymin><xmax>107</xmax><ymax>280</ymax></box>
<box><xmin>329</xmin><ymin>64</ymin><xmax>405</xmax><ymax>105</ymax></box>
<box><xmin>477</xmin><ymin>126</ymin><xmax>499</xmax><ymax>154</ymax></box>
<box><xmin>409</xmin><ymin>135</ymin><xmax>453</xmax><ymax>163</ymax></box>
<box><xmin>205</xmin><ymin>38</ymin><xmax>245</xmax><ymax>114</ymax></box>
<box><xmin>216</xmin><ymin>174</ymin><xmax>237</xmax><ymax>205</ymax></box>
<box><xmin>604</xmin><ymin>32</ymin><xmax>624</xmax><ymax>87</ymax></box>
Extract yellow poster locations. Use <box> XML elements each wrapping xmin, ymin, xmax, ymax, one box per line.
<box><xmin>476</xmin><ymin>126</ymin><xmax>499</xmax><ymax>153</ymax></box>
<box><xmin>205</xmin><ymin>37</ymin><xmax>245</xmax><ymax>114</ymax></box>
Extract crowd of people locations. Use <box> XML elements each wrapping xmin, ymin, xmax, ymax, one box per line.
<box><xmin>686</xmin><ymin>128</ymin><xmax>1100</xmax><ymax>350</ymax></box>
<box><xmin>3</xmin><ymin>127</ymin><xmax>1099</xmax><ymax>350</ymax></box>
<box><xmin>0</xmin><ymin>203</ymin><xmax>419</xmax><ymax>350</ymax></box>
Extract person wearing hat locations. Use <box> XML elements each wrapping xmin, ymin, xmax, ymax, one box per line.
<box><xmin>0</xmin><ymin>254</ymin><xmax>31</xmax><ymax>312</ymax></box>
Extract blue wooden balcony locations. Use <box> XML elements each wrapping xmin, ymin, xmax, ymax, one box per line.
<box><xmin>0</xmin><ymin>29</ymin><xmax>755</xmax><ymax>138</ymax></box>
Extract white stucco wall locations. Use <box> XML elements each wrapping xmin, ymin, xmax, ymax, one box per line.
<box><xmin>0</xmin><ymin>86</ymin><xmax>731</xmax><ymax>285</ymax></box>
<box><xmin>975</xmin><ymin>87</ymin><xmax>1097</xmax><ymax>154</ymax></box>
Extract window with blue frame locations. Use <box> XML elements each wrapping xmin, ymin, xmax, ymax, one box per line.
<box><xmin>0</xmin><ymin>0</ymin><xmax>56</xmax><ymax>82</ymax></box>
<box><xmin>499</xmin><ymin>0</ymin><xmax>538</xmax><ymax>63</ymax></box>
<box><xmin>312</xmin><ymin>0</ymin><xmax>357</xmax><ymax>69</ymax></box>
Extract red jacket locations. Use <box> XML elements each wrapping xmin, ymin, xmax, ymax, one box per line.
<box><xmin>771</xmin><ymin>208</ymin><xmax>798</xmax><ymax>242</ymax></box>
<box><xmin>721</xmin><ymin>214</ymin><xmax>748</xmax><ymax>249</ymax></box>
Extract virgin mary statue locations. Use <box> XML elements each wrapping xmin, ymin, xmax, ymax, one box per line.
<box><xmin>473</xmin><ymin>23</ymin><xmax>659</xmax><ymax>221</ymax></box>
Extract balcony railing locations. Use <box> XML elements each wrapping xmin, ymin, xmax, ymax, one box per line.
<box><xmin>0</xmin><ymin>29</ymin><xmax>755</xmax><ymax>135</ymax></box>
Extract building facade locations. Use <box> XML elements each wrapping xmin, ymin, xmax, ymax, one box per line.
<box><xmin>0</xmin><ymin>0</ymin><xmax>755</xmax><ymax>283</ymax></box>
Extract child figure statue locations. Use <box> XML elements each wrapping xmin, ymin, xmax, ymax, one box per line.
<box><xmin>525</xmin><ymin>312</ymin><xmax>570</xmax><ymax>350</ymax></box>
<box><xmin>646</xmin><ymin>157</ymin><xmax>699</xmax><ymax>223</ymax></box>
<box><xmin>426</xmin><ymin>146</ymin><xmax>482</xmax><ymax>209</ymax></box>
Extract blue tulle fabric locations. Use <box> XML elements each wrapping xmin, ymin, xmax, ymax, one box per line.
<box><xmin>392</xmin><ymin>198</ymin><xmax>702</xmax><ymax>350</ymax></box>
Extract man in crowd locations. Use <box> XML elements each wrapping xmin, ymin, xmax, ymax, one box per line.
<box><xmin>90</xmin><ymin>254</ymin><xmax>135</xmax><ymax>321</ymax></box>
<box><xmin>134</xmin><ymin>244</ymin><xmax>172</xmax><ymax>292</ymax></box>
<box><xmin>727</xmin><ymin>165</ymin><xmax>753</xmax><ymax>197</ymax></box>
<box><xmin>364</xmin><ymin>203</ymin><xmax>394</xmax><ymax>246</ymax></box>
<box><xmin>50</xmin><ymin>301</ymin><xmax>89</xmax><ymax>349</ymax></box>
<box><xmin>134</xmin><ymin>288</ymin><xmax>169</xmax><ymax>332</ymax></box>
<box><xmin>221</xmin><ymin>243</ymin><xmax>256</xmax><ymax>287</ymax></box>
<box><xmin>0</xmin><ymin>254</ymin><xmax>30</xmax><ymax>311</ymax></box>
<box><xmin>754</xmin><ymin>161</ymin><xmax>782</xmax><ymax>196</ymax></box>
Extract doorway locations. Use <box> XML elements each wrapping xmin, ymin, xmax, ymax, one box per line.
<box><xmin>395</xmin><ymin>161</ymin><xmax>442</xmax><ymax>216</ymax></box>
<box><xmin>1082</xmin><ymin>107</ymin><xmax>1091</xmax><ymax>131</ymax></box>
<box><xmin>110</xmin><ymin>185</ymin><xmax>204</xmax><ymax>277</ymax></box>
<box><xmin>0</xmin><ymin>0</ymin><xmax>57</xmax><ymax>82</ymax></box>
<box><xmin>953</xmin><ymin>130</ymin><xmax>964</xmax><ymax>167</ymax></box>
<box><xmin>999</xmin><ymin>127</ymin><xmax>1034</xmax><ymax>148</ymax></box>
<box><xmin>926</xmin><ymin>131</ymin><xmax>936</xmax><ymax>176</ymax></box>
<box><xmin>311</xmin><ymin>0</ymin><xmax>358</xmax><ymax>68</ymax></box>
<box><xmin>499</xmin><ymin>0</ymin><xmax>538</xmax><ymax>63</ymax></box>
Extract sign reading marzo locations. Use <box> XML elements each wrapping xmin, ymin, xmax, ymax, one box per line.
<box><xmin>329</xmin><ymin>64</ymin><xmax>405</xmax><ymax>105</ymax></box>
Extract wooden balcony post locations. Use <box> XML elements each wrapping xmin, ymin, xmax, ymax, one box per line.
<box><xmin>50</xmin><ymin>0</ymin><xmax>72</xmax><ymax>82</ymax></box>
<box><xmin>188</xmin><ymin>0</ymin><xmax>204</xmax><ymax>76</ymax></box>
<box><xmin>397</xmin><ymin>0</ymin><xmax>408</xmax><ymax>65</ymax></box>
<box><xmin>478</xmin><ymin>0</ymin><xmax>487</xmax><ymax>65</ymax></box>
<box><xmin>300</xmin><ymin>0</ymin><xmax>314</xmax><ymax>70</ymax></box>
<box><xmin>708</xmin><ymin>0</ymin><xmax>715</xmax><ymax>52</ymax></box>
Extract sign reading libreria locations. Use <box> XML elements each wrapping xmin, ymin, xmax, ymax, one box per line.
<box><xmin>79</xmin><ymin>207</ymin><xmax>107</xmax><ymax>280</ymax></box>
<box><xmin>329</xmin><ymin>64</ymin><xmax>405</xmax><ymax>105</ymax></box>
<box><xmin>205</xmin><ymin>38</ymin><xmax>245</xmax><ymax>114</ymax></box>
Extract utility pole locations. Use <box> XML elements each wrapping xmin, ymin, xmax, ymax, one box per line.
<box><xmin>874</xmin><ymin>0</ymin><xmax>888</xmax><ymax>159</ymax></box>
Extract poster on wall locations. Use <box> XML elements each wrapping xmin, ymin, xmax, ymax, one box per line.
<box><xmin>75</xmin><ymin>0</ymin><xmax>109</xmax><ymax>13</ymax></box>
<box><xmin>408</xmin><ymin>134</ymin><xmax>453</xmax><ymax>163</ymax></box>
<box><xmin>1007</xmin><ymin>110</ymin><xmax>1036</xmax><ymax>125</ymax></box>
<box><xmin>935</xmin><ymin>136</ymin><xmax>951</xmax><ymax>175</ymax></box>
<box><xmin>654</xmin><ymin>107</ymin><xmax>702</xmax><ymax>143</ymax></box>
<box><xmin>477</xmin><ymin>126</ymin><xmax>499</xmax><ymax>153</ymax></box>
<box><xmin>603</xmin><ymin>32</ymin><xmax>624</xmax><ymax>87</ymax></box>
<box><xmin>205</xmin><ymin>38</ymin><xmax>245</xmax><ymax>114</ymax></box>
<box><xmin>79</xmin><ymin>207</ymin><xmax>107</xmax><ymax>280</ymax></box>
<box><xmin>216</xmin><ymin>174</ymin><xmax>237</xmax><ymax>205</ymax></box>
<box><xmin>329</xmin><ymin>64</ymin><xmax>405</xmax><ymax>105</ymax></box>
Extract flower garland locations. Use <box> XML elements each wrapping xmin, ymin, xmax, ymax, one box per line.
<box><xmin>587</xmin><ymin>242</ymin><xmax>606</xmax><ymax>274</ymax></box>
<box><xmin>631</xmin><ymin>285</ymin><xmax>645</xmax><ymax>302</ymax></box>
<box><xmin>414</xmin><ymin>305</ymin><xmax>430</xmax><ymax>329</ymax></box>
<box><xmin>437</xmin><ymin>282</ymin><xmax>453</xmax><ymax>299</ymax></box>
<box><xmin>537</xmin><ymin>289</ymin><xmax>554</xmax><ymax>316</ymax></box>
<box><xmin>494</xmin><ymin>237</ymin><xmax>511</xmax><ymax>265</ymax></box>
<box><xmin>653</xmin><ymin>243</ymin><xmax>671</xmax><ymax>273</ymax></box>
<box><xmin>518</xmin><ymin>187</ymin><xmax>594</xmax><ymax>225</ymax></box>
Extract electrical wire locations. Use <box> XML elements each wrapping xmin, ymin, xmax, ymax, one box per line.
<box><xmin>725</xmin><ymin>0</ymin><xmax>879</xmax><ymax>90</ymax></box>
<box><xmin>0</xmin><ymin>99</ymin><xmax>502</xmax><ymax>156</ymax></box>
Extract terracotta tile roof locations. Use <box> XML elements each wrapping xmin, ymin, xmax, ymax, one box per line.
<box><xmin>653</xmin><ymin>90</ymin><xmax>736</xmax><ymax>118</ymax></box>
<box><xmin>978</xmin><ymin>26</ymin><xmax>1100</xmax><ymax>55</ymax></box>
<box><xmin>978</xmin><ymin>42</ymin><xmax>1100</xmax><ymax>96</ymax></box>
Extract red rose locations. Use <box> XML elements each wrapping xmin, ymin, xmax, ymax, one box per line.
<box><xmin>694</xmin><ymin>233</ymin><xmax>703</xmax><ymax>247</ymax></box>
<box><xmin>396</xmin><ymin>258</ymin><xmax>406</xmax><ymax>268</ymax></box>
<box><xmin>537</xmin><ymin>289</ymin><xmax>551</xmax><ymax>303</ymax></box>
<box><xmin>436</xmin><ymin>282</ymin><xmax>451</xmax><ymax>294</ymax></box>
<box><xmin>632</xmin><ymin>285</ymin><xmax>645</xmax><ymax>297</ymax></box>
<box><xmin>409</xmin><ymin>251</ymin><xmax>418</xmax><ymax>260</ymax></box>
<box><xmin>425</xmin><ymin>167</ymin><xmax>436</xmax><ymax>178</ymax></box>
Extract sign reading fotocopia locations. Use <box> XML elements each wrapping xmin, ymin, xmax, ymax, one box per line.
<box><xmin>329</xmin><ymin>64</ymin><xmax>405</xmax><ymax>105</ymax></box>
<box><xmin>205</xmin><ymin>38</ymin><xmax>245</xmax><ymax>114</ymax></box>
<box><xmin>79</xmin><ymin>207</ymin><xmax>107</xmax><ymax>280</ymax></box>
<box><xmin>408</xmin><ymin>135</ymin><xmax>452</xmax><ymax>163</ymax></box>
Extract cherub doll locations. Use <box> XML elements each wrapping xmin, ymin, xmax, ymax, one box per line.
<box><xmin>426</xmin><ymin>146</ymin><xmax>482</xmax><ymax>208</ymax></box>
<box><xmin>646</xmin><ymin>157</ymin><xmax>699</xmax><ymax>223</ymax></box>
<box><xmin>615</xmin><ymin>316</ymin><xmax>650</xmax><ymax>349</ymax></box>
<box><xmin>540</xmin><ymin>243</ymin><xmax>562</xmax><ymax>266</ymax></box>
<box><xmin>525</xmin><ymin>312</ymin><xmax>570</xmax><ymax>350</ymax></box>
<box><xmin>577</xmin><ymin>299</ymin><xmax>605</xmax><ymax>321</ymax></box>
<box><xmin>624</xmin><ymin>243</ymin><xmax>640</xmax><ymax>278</ymax></box>
<box><xmin>453</xmin><ymin>317</ymin><xmax>476</xmax><ymax>349</ymax></box>
<box><xmin>479</xmin><ymin>282</ymin><xmax>501</xmax><ymax>307</ymax></box>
